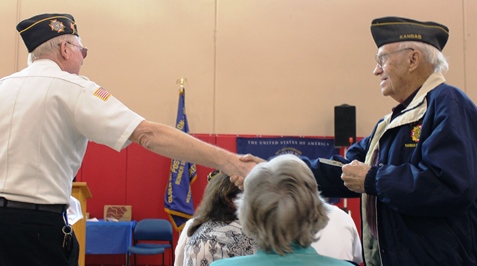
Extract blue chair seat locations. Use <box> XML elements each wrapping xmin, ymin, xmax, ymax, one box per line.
<box><xmin>127</xmin><ymin>246</ymin><xmax>165</xmax><ymax>255</ymax></box>
<box><xmin>127</xmin><ymin>219</ymin><xmax>174</xmax><ymax>266</ymax></box>
<box><xmin>135</xmin><ymin>243</ymin><xmax>171</xmax><ymax>249</ymax></box>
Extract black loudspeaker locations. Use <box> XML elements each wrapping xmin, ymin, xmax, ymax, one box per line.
<box><xmin>334</xmin><ymin>104</ymin><xmax>356</xmax><ymax>147</ymax></box>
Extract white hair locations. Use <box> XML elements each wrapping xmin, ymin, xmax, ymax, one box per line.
<box><xmin>398</xmin><ymin>41</ymin><xmax>449</xmax><ymax>73</ymax></box>
<box><xmin>30</xmin><ymin>34</ymin><xmax>78</xmax><ymax>62</ymax></box>
<box><xmin>236</xmin><ymin>154</ymin><xmax>329</xmax><ymax>255</ymax></box>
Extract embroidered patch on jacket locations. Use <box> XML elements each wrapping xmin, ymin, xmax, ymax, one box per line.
<box><xmin>49</xmin><ymin>20</ymin><xmax>65</xmax><ymax>33</ymax></box>
<box><xmin>411</xmin><ymin>124</ymin><xmax>422</xmax><ymax>142</ymax></box>
<box><xmin>93</xmin><ymin>87</ymin><xmax>111</xmax><ymax>101</ymax></box>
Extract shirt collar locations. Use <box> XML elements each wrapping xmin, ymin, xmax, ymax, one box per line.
<box><xmin>256</xmin><ymin>243</ymin><xmax>317</xmax><ymax>255</ymax></box>
<box><xmin>391</xmin><ymin>88</ymin><xmax>420</xmax><ymax>121</ymax></box>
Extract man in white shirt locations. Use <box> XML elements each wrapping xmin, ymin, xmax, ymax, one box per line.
<box><xmin>0</xmin><ymin>13</ymin><xmax>255</xmax><ymax>266</ymax></box>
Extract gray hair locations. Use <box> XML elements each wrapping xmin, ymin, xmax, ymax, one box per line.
<box><xmin>398</xmin><ymin>41</ymin><xmax>449</xmax><ymax>73</ymax></box>
<box><xmin>235</xmin><ymin>154</ymin><xmax>329</xmax><ymax>255</ymax></box>
<box><xmin>30</xmin><ymin>34</ymin><xmax>77</xmax><ymax>62</ymax></box>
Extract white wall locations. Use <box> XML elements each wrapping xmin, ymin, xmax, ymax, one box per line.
<box><xmin>1</xmin><ymin>0</ymin><xmax>475</xmax><ymax>137</ymax></box>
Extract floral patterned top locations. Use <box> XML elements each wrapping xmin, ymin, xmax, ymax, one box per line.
<box><xmin>183</xmin><ymin>220</ymin><xmax>256</xmax><ymax>266</ymax></box>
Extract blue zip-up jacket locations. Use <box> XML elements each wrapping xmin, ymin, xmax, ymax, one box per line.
<box><xmin>303</xmin><ymin>73</ymin><xmax>477</xmax><ymax>265</ymax></box>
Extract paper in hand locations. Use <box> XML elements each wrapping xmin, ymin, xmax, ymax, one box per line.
<box><xmin>318</xmin><ymin>158</ymin><xmax>344</xmax><ymax>168</ymax></box>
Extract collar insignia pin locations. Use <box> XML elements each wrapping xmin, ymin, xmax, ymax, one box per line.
<box><xmin>411</xmin><ymin>124</ymin><xmax>422</xmax><ymax>142</ymax></box>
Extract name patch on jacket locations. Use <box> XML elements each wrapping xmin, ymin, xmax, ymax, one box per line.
<box><xmin>93</xmin><ymin>87</ymin><xmax>111</xmax><ymax>101</ymax></box>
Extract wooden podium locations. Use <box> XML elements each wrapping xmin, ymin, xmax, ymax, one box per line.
<box><xmin>72</xmin><ymin>182</ymin><xmax>92</xmax><ymax>266</ymax></box>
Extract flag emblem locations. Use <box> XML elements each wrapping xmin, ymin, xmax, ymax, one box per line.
<box><xmin>93</xmin><ymin>87</ymin><xmax>111</xmax><ymax>101</ymax></box>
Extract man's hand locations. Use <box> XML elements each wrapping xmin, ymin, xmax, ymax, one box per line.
<box><xmin>230</xmin><ymin>175</ymin><xmax>245</xmax><ymax>190</ymax></box>
<box><xmin>239</xmin><ymin>154</ymin><xmax>266</xmax><ymax>164</ymax></box>
<box><xmin>229</xmin><ymin>154</ymin><xmax>266</xmax><ymax>190</ymax></box>
<box><xmin>341</xmin><ymin>160</ymin><xmax>370</xmax><ymax>193</ymax></box>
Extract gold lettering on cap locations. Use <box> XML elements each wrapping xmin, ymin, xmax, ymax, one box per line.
<box><xmin>400</xmin><ymin>34</ymin><xmax>422</xmax><ymax>40</ymax></box>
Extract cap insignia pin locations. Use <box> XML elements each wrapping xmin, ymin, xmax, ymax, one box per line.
<box><xmin>49</xmin><ymin>19</ymin><xmax>65</xmax><ymax>33</ymax></box>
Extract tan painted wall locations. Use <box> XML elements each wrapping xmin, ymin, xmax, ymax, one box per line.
<box><xmin>1</xmin><ymin>0</ymin><xmax>475</xmax><ymax>137</ymax></box>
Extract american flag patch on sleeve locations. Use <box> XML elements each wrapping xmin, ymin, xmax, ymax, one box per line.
<box><xmin>93</xmin><ymin>87</ymin><xmax>111</xmax><ymax>101</ymax></box>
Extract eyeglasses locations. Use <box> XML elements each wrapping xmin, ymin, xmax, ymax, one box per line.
<box><xmin>67</xmin><ymin>41</ymin><xmax>88</xmax><ymax>59</ymax></box>
<box><xmin>59</xmin><ymin>41</ymin><xmax>88</xmax><ymax>59</ymax></box>
<box><xmin>375</xmin><ymin>48</ymin><xmax>414</xmax><ymax>68</ymax></box>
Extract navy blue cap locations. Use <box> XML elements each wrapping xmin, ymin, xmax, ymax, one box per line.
<box><xmin>371</xmin><ymin>17</ymin><xmax>449</xmax><ymax>51</ymax></box>
<box><xmin>17</xmin><ymin>13</ymin><xmax>79</xmax><ymax>52</ymax></box>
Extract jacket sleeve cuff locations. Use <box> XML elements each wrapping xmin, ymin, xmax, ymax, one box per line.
<box><xmin>365</xmin><ymin>166</ymin><xmax>379</xmax><ymax>196</ymax></box>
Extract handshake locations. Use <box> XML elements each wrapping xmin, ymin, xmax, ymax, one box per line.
<box><xmin>232</xmin><ymin>154</ymin><xmax>368</xmax><ymax>194</ymax></box>
<box><xmin>230</xmin><ymin>154</ymin><xmax>266</xmax><ymax>190</ymax></box>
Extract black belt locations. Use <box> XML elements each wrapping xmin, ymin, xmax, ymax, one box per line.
<box><xmin>0</xmin><ymin>197</ymin><xmax>66</xmax><ymax>214</ymax></box>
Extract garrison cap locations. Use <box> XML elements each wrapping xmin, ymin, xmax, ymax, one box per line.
<box><xmin>370</xmin><ymin>16</ymin><xmax>449</xmax><ymax>51</ymax></box>
<box><xmin>16</xmin><ymin>13</ymin><xmax>79</xmax><ymax>53</ymax></box>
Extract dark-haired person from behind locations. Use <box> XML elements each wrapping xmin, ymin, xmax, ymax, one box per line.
<box><xmin>174</xmin><ymin>170</ymin><xmax>256</xmax><ymax>266</ymax></box>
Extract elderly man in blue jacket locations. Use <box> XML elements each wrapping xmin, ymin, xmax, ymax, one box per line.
<box><xmin>312</xmin><ymin>17</ymin><xmax>477</xmax><ymax>266</ymax></box>
<box><xmin>237</xmin><ymin>16</ymin><xmax>477</xmax><ymax>266</ymax></box>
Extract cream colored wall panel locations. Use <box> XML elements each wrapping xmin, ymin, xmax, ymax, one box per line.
<box><xmin>0</xmin><ymin>0</ymin><xmax>19</xmax><ymax>77</ymax></box>
<box><xmin>464</xmin><ymin>0</ymin><xmax>477</xmax><ymax>102</ymax></box>
<box><xmin>215</xmin><ymin>0</ymin><xmax>465</xmax><ymax>137</ymax></box>
<box><xmin>3</xmin><ymin>1</ymin><xmax>470</xmax><ymax>137</ymax></box>
<box><xmin>15</xmin><ymin>0</ymin><xmax>216</xmax><ymax>133</ymax></box>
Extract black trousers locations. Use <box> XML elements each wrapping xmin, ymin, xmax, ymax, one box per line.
<box><xmin>0</xmin><ymin>207</ymin><xmax>79</xmax><ymax>266</ymax></box>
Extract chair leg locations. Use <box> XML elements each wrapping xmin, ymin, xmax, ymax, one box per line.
<box><xmin>133</xmin><ymin>253</ymin><xmax>137</xmax><ymax>266</ymax></box>
<box><xmin>171</xmin><ymin>247</ymin><xmax>174</xmax><ymax>265</ymax></box>
<box><xmin>162</xmin><ymin>253</ymin><xmax>165</xmax><ymax>266</ymax></box>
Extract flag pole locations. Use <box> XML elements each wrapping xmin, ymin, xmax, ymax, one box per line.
<box><xmin>165</xmin><ymin>77</ymin><xmax>197</xmax><ymax>232</ymax></box>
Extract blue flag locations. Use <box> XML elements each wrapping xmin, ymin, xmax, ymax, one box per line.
<box><xmin>164</xmin><ymin>88</ymin><xmax>197</xmax><ymax>231</ymax></box>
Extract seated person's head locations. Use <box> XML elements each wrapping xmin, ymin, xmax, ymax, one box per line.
<box><xmin>188</xmin><ymin>170</ymin><xmax>241</xmax><ymax>236</ymax></box>
<box><xmin>236</xmin><ymin>154</ymin><xmax>329</xmax><ymax>255</ymax></box>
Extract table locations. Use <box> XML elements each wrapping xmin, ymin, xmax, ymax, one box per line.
<box><xmin>72</xmin><ymin>182</ymin><xmax>92</xmax><ymax>266</ymax></box>
<box><xmin>86</xmin><ymin>220</ymin><xmax>137</xmax><ymax>256</ymax></box>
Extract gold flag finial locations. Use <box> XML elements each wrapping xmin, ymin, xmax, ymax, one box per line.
<box><xmin>176</xmin><ymin>78</ymin><xmax>188</xmax><ymax>93</ymax></box>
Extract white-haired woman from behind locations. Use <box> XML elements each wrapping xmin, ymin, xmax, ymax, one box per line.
<box><xmin>211</xmin><ymin>154</ymin><xmax>355</xmax><ymax>266</ymax></box>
